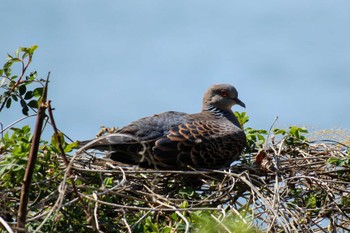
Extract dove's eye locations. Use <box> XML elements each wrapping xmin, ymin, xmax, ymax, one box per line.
<box><xmin>220</xmin><ymin>89</ymin><xmax>227</xmax><ymax>97</ymax></box>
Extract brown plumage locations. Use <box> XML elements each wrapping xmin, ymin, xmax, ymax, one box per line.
<box><xmin>80</xmin><ymin>84</ymin><xmax>246</xmax><ymax>169</ymax></box>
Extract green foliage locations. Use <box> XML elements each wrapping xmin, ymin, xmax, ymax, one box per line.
<box><xmin>0</xmin><ymin>46</ymin><xmax>81</xmax><ymax>231</ymax></box>
<box><xmin>0</xmin><ymin>126</ymin><xmax>33</xmax><ymax>188</ymax></box>
<box><xmin>273</xmin><ymin>126</ymin><xmax>308</xmax><ymax>146</ymax></box>
<box><xmin>0</xmin><ymin>126</ymin><xmax>77</xmax><ymax>189</ymax></box>
<box><xmin>0</xmin><ymin>45</ymin><xmax>44</xmax><ymax>115</ymax></box>
<box><xmin>235</xmin><ymin>112</ymin><xmax>309</xmax><ymax>153</ymax></box>
<box><xmin>245</xmin><ymin>127</ymin><xmax>268</xmax><ymax>152</ymax></box>
<box><xmin>177</xmin><ymin>187</ymin><xmax>199</xmax><ymax>199</ymax></box>
<box><xmin>235</xmin><ymin>111</ymin><xmax>268</xmax><ymax>152</ymax></box>
<box><xmin>0</xmin><ymin>124</ymin><xmax>79</xmax><ymax>231</ymax></box>
<box><xmin>192</xmin><ymin>211</ymin><xmax>260</xmax><ymax>233</ymax></box>
<box><xmin>234</xmin><ymin>111</ymin><xmax>249</xmax><ymax>128</ymax></box>
<box><xmin>51</xmin><ymin>132</ymin><xmax>79</xmax><ymax>154</ymax></box>
<box><xmin>328</xmin><ymin>157</ymin><xmax>350</xmax><ymax>168</ymax></box>
<box><xmin>327</xmin><ymin>153</ymin><xmax>350</xmax><ymax>204</ymax></box>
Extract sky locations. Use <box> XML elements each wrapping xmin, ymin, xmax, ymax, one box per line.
<box><xmin>1</xmin><ymin>0</ymin><xmax>350</xmax><ymax>141</ymax></box>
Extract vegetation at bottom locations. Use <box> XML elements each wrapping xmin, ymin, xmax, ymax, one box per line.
<box><xmin>1</xmin><ymin>46</ymin><xmax>350</xmax><ymax>232</ymax></box>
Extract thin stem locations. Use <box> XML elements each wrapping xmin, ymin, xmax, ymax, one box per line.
<box><xmin>17</xmin><ymin>72</ymin><xmax>49</xmax><ymax>232</ymax></box>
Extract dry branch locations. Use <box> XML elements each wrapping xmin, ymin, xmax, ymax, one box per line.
<box><xmin>1</xmin><ymin>130</ymin><xmax>350</xmax><ymax>232</ymax></box>
<box><xmin>16</xmin><ymin>74</ymin><xmax>49</xmax><ymax>232</ymax></box>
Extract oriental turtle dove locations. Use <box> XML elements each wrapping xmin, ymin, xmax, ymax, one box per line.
<box><xmin>80</xmin><ymin>84</ymin><xmax>246</xmax><ymax>169</ymax></box>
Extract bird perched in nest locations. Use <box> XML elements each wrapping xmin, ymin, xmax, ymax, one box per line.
<box><xmin>80</xmin><ymin>84</ymin><xmax>246</xmax><ymax>169</ymax></box>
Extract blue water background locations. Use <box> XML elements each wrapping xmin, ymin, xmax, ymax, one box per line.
<box><xmin>1</xmin><ymin>1</ymin><xmax>350</xmax><ymax>140</ymax></box>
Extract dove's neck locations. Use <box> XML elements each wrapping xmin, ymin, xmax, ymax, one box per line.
<box><xmin>203</xmin><ymin>105</ymin><xmax>242</xmax><ymax>129</ymax></box>
<box><xmin>204</xmin><ymin>105</ymin><xmax>231</xmax><ymax>116</ymax></box>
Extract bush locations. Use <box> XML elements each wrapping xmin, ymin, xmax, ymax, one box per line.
<box><xmin>1</xmin><ymin>46</ymin><xmax>350</xmax><ymax>232</ymax></box>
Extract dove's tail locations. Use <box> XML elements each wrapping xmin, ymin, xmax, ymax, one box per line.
<box><xmin>78</xmin><ymin>133</ymin><xmax>155</xmax><ymax>167</ymax></box>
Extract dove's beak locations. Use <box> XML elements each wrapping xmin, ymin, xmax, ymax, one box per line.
<box><xmin>235</xmin><ymin>98</ymin><xmax>246</xmax><ymax>108</ymax></box>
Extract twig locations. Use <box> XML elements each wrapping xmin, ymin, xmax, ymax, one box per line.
<box><xmin>78</xmin><ymin>193</ymin><xmax>221</xmax><ymax>211</ymax></box>
<box><xmin>0</xmin><ymin>122</ymin><xmax>3</xmax><ymax>140</ymax></box>
<box><xmin>47</xmin><ymin>101</ymin><xmax>69</xmax><ymax>166</ymax></box>
<box><xmin>0</xmin><ymin>114</ymin><xmax>37</xmax><ymax>134</ymax></box>
<box><xmin>210</xmin><ymin>214</ymin><xmax>232</xmax><ymax>233</ymax></box>
<box><xmin>31</xmin><ymin>140</ymin><xmax>100</xmax><ymax>232</ymax></box>
<box><xmin>92</xmin><ymin>193</ymin><xmax>100</xmax><ymax>232</ymax></box>
<box><xmin>155</xmin><ymin>200</ymin><xmax>190</xmax><ymax>233</ymax></box>
<box><xmin>47</xmin><ymin>100</ymin><xmax>98</xmax><ymax>232</ymax></box>
<box><xmin>17</xmin><ymin>73</ymin><xmax>50</xmax><ymax>232</ymax></box>
<box><xmin>131</xmin><ymin>210</ymin><xmax>152</xmax><ymax>229</ymax></box>
<box><xmin>33</xmin><ymin>178</ymin><xmax>67</xmax><ymax>233</ymax></box>
<box><xmin>263</xmin><ymin>116</ymin><xmax>279</xmax><ymax>150</ymax></box>
<box><xmin>0</xmin><ymin>217</ymin><xmax>14</xmax><ymax>233</ymax></box>
<box><xmin>122</xmin><ymin>218</ymin><xmax>132</xmax><ymax>233</ymax></box>
<box><xmin>3</xmin><ymin>121</ymin><xmax>350</xmax><ymax>232</ymax></box>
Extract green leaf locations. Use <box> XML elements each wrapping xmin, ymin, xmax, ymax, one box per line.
<box><xmin>163</xmin><ymin>227</ymin><xmax>171</xmax><ymax>233</ymax></box>
<box><xmin>103</xmin><ymin>177</ymin><xmax>114</xmax><ymax>188</ymax></box>
<box><xmin>179</xmin><ymin>200</ymin><xmax>189</xmax><ymax>208</ymax></box>
<box><xmin>33</xmin><ymin>87</ymin><xmax>43</xmax><ymax>97</ymax></box>
<box><xmin>19</xmin><ymin>84</ymin><xmax>26</xmax><ymax>95</ymax></box>
<box><xmin>11</xmin><ymin>94</ymin><xmax>18</xmax><ymax>102</ymax></box>
<box><xmin>21</xmin><ymin>51</ymin><xmax>29</xmax><ymax>59</ymax></box>
<box><xmin>27</xmin><ymin>100</ymin><xmax>38</xmax><ymax>108</ymax></box>
<box><xmin>24</xmin><ymin>91</ymin><xmax>33</xmax><ymax>100</ymax></box>
<box><xmin>234</xmin><ymin>111</ymin><xmax>249</xmax><ymax>127</ymax></box>
<box><xmin>30</xmin><ymin>45</ymin><xmax>39</xmax><ymax>54</ymax></box>
<box><xmin>0</xmin><ymin>165</ymin><xmax>8</xmax><ymax>177</ymax></box>
<box><xmin>273</xmin><ymin>128</ymin><xmax>286</xmax><ymax>135</ymax></box>
<box><xmin>0</xmin><ymin>78</ymin><xmax>9</xmax><ymax>87</ymax></box>
<box><xmin>329</xmin><ymin>157</ymin><xmax>349</xmax><ymax>167</ymax></box>
<box><xmin>20</xmin><ymin>45</ymin><xmax>38</xmax><ymax>58</ymax></box>
<box><xmin>306</xmin><ymin>195</ymin><xmax>317</xmax><ymax>208</ymax></box>
<box><xmin>3</xmin><ymin>67</ymin><xmax>12</xmax><ymax>77</ymax></box>
<box><xmin>24</xmin><ymin>125</ymin><xmax>31</xmax><ymax>134</ymax></box>
<box><xmin>51</xmin><ymin>132</ymin><xmax>65</xmax><ymax>148</ymax></box>
<box><xmin>170</xmin><ymin>212</ymin><xmax>178</xmax><ymax>221</ymax></box>
<box><xmin>27</xmin><ymin>71</ymin><xmax>37</xmax><ymax>81</ymax></box>
<box><xmin>20</xmin><ymin>99</ymin><xmax>27</xmax><ymax>108</ymax></box>
<box><xmin>22</xmin><ymin>106</ymin><xmax>29</xmax><ymax>115</ymax></box>
<box><xmin>10</xmin><ymin>57</ymin><xmax>21</xmax><ymax>63</ymax></box>
<box><xmin>5</xmin><ymin>98</ymin><xmax>11</xmax><ymax>108</ymax></box>
<box><xmin>327</xmin><ymin>154</ymin><xmax>339</xmax><ymax>162</ymax></box>
<box><xmin>64</xmin><ymin>141</ymin><xmax>79</xmax><ymax>153</ymax></box>
<box><xmin>7</xmin><ymin>53</ymin><xmax>13</xmax><ymax>59</ymax></box>
<box><xmin>15</xmin><ymin>48</ymin><xmax>20</xmax><ymax>57</ymax></box>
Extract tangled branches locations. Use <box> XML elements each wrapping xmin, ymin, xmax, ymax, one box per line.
<box><xmin>2</xmin><ymin>135</ymin><xmax>349</xmax><ymax>232</ymax></box>
<box><xmin>2</xmin><ymin>46</ymin><xmax>349</xmax><ymax>232</ymax></box>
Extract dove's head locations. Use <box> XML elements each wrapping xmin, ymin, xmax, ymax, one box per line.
<box><xmin>202</xmin><ymin>84</ymin><xmax>245</xmax><ymax>112</ymax></box>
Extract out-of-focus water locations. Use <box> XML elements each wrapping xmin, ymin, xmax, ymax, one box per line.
<box><xmin>1</xmin><ymin>1</ymin><xmax>350</xmax><ymax>140</ymax></box>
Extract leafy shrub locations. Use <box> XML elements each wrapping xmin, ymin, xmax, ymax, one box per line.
<box><xmin>1</xmin><ymin>46</ymin><xmax>350</xmax><ymax>233</ymax></box>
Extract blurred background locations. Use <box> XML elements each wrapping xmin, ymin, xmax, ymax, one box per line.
<box><xmin>1</xmin><ymin>0</ymin><xmax>350</xmax><ymax>140</ymax></box>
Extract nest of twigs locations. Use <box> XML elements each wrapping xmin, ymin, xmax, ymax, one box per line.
<box><xmin>1</xmin><ymin>137</ymin><xmax>350</xmax><ymax>232</ymax></box>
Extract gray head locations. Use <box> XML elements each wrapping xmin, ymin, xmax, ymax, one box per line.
<box><xmin>202</xmin><ymin>84</ymin><xmax>245</xmax><ymax>112</ymax></box>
